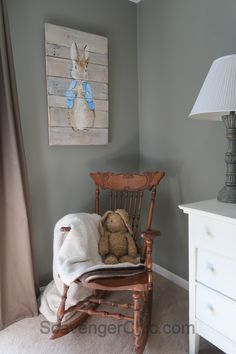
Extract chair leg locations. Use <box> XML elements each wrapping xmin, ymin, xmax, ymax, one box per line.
<box><xmin>56</xmin><ymin>283</ymin><xmax>69</xmax><ymax>328</ymax></box>
<box><xmin>133</xmin><ymin>289</ymin><xmax>152</xmax><ymax>354</ymax></box>
<box><xmin>133</xmin><ymin>291</ymin><xmax>141</xmax><ymax>352</ymax></box>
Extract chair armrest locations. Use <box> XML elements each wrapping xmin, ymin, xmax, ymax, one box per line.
<box><xmin>139</xmin><ymin>230</ymin><xmax>161</xmax><ymax>264</ymax></box>
<box><xmin>141</xmin><ymin>229</ymin><xmax>161</xmax><ymax>241</ymax></box>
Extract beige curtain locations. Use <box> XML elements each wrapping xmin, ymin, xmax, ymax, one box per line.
<box><xmin>0</xmin><ymin>0</ymin><xmax>38</xmax><ymax>329</ymax></box>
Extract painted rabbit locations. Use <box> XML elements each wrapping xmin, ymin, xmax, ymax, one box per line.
<box><xmin>66</xmin><ymin>42</ymin><xmax>95</xmax><ymax>130</ymax></box>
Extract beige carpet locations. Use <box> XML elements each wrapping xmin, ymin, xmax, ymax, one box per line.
<box><xmin>0</xmin><ymin>274</ymin><xmax>224</xmax><ymax>354</ymax></box>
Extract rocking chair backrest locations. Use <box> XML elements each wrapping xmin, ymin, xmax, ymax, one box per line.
<box><xmin>90</xmin><ymin>172</ymin><xmax>165</xmax><ymax>239</ymax></box>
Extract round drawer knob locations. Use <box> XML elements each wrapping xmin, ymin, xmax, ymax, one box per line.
<box><xmin>207</xmin><ymin>304</ymin><xmax>215</xmax><ymax>315</ymax></box>
<box><xmin>206</xmin><ymin>229</ymin><xmax>213</xmax><ymax>238</ymax></box>
<box><xmin>207</xmin><ymin>263</ymin><xmax>216</xmax><ymax>274</ymax></box>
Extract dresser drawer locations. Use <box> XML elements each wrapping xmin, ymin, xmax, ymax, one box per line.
<box><xmin>197</xmin><ymin>249</ymin><xmax>236</xmax><ymax>300</ymax></box>
<box><xmin>190</xmin><ymin>214</ymin><xmax>236</xmax><ymax>258</ymax></box>
<box><xmin>196</xmin><ymin>284</ymin><xmax>236</xmax><ymax>342</ymax></box>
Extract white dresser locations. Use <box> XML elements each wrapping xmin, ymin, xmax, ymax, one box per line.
<box><xmin>179</xmin><ymin>199</ymin><xmax>236</xmax><ymax>354</ymax></box>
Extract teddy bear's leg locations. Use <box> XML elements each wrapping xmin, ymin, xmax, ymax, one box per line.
<box><xmin>104</xmin><ymin>255</ymin><xmax>119</xmax><ymax>264</ymax></box>
<box><xmin>119</xmin><ymin>255</ymin><xmax>139</xmax><ymax>264</ymax></box>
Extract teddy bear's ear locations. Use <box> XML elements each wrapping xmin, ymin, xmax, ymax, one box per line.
<box><xmin>115</xmin><ymin>209</ymin><xmax>133</xmax><ymax>235</ymax></box>
<box><xmin>98</xmin><ymin>210</ymin><xmax>113</xmax><ymax>236</ymax></box>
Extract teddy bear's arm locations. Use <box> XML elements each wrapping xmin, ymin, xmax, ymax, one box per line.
<box><xmin>126</xmin><ymin>233</ymin><xmax>138</xmax><ymax>258</ymax></box>
<box><xmin>98</xmin><ymin>231</ymin><xmax>110</xmax><ymax>257</ymax></box>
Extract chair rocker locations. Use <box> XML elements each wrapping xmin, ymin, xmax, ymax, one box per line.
<box><xmin>51</xmin><ymin>171</ymin><xmax>165</xmax><ymax>354</ymax></box>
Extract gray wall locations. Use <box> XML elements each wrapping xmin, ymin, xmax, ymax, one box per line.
<box><xmin>8</xmin><ymin>0</ymin><xmax>235</xmax><ymax>285</ymax></box>
<box><xmin>138</xmin><ymin>0</ymin><xmax>236</xmax><ymax>279</ymax></box>
<box><xmin>7</xmin><ymin>0</ymin><xmax>139</xmax><ymax>285</ymax></box>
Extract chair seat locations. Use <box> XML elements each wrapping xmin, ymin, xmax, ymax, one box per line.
<box><xmin>78</xmin><ymin>265</ymin><xmax>146</xmax><ymax>283</ymax></box>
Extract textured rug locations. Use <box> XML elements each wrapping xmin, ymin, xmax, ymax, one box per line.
<box><xmin>0</xmin><ymin>273</ymin><xmax>223</xmax><ymax>354</ymax></box>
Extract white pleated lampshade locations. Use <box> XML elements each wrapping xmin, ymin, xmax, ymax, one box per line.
<box><xmin>189</xmin><ymin>55</ymin><xmax>236</xmax><ymax>121</ymax></box>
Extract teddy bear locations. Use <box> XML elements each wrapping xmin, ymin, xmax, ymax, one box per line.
<box><xmin>98</xmin><ymin>209</ymin><xmax>138</xmax><ymax>264</ymax></box>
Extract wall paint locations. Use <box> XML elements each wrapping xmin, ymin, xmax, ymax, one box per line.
<box><xmin>7</xmin><ymin>0</ymin><xmax>235</xmax><ymax>285</ymax></box>
<box><xmin>7</xmin><ymin>0</ymin><xmax>139</xmax><ymax>285</ymax></box>
<box><xmin>138</xmin><ymin>0</ymin><xmax>236</xmax><ymax>280</ymax></box>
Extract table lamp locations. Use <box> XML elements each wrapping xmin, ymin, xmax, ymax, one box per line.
<box><xmin>189</xmin><ymin>54</ymin><xmax>236</xmax><ymax>203</ymax></box>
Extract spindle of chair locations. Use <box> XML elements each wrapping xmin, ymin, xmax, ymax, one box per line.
<box><xmin>134</xmin><ymin>191</ymin><xmax>143</xmax><ymax>238</ymax></box>
<box><xmin>124</xmin><ymin>191</ymin><xmax>128</xmax><ymax>210</ymax></box>
<box><xmin>146</xmin><ymin>187</ymin><xmax>156</xmax><ymax>230</ymax></box>
<box><xmin>128</xmin><ymin>192</ymin><xmax>134</xmax><ymax>215</ymax></box>
<box><xmin>131</xmin><ymin>191</ymin><xmax>138</xmax><ymax>229</ymax></box>
<box><xmin>109</xmin><ymin>190</ymin><xmax>113</xmax><ymax>210</ymax></box>
<box><xmin>114</xmin><ymin>191</ymin><xmax>118</xmax><ymax>210</ymax></box>
<box><xmin>95</xmin><ymin>185</ymin><xmax>100</xmax><ymax>214</ymax></box>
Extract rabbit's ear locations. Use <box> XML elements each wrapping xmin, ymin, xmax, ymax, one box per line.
<box><xmin>70</xmin><ymin>41</ymin><xmax>79</xmax><ymax>61</ymax></box>
<box><xmin>98</xmin><ymin>210</ymin><xmax>112</xmax><ymax>236</ymax></box>
<box><xmin>83</xmin><ymin>45</ymin><xmax>90</xmax><ymax>61</ymax></box>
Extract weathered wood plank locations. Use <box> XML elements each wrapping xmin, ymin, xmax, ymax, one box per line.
<box><xmin>47</xmin><ymin>76</ymin><xmax>108</xmax><ymax>99</ymax></box>
<box><xmin>49</xmin><ymin>127</ymin><xmax>108</xmax><ymax>145</ymax></box>
<box><xmin>48</xmin><ymin>107</ymin><xmax>108</xmax><ymax>128</ymax></box>
<box><xmin>46</xmin><ymin>56</ymin><xmax>108</xmax><ymax>83</ymax></box>
<box><xmin>48</xmin><ymin>80</ymin><xmax>108</xmax><ymax>100</ymax></box>
<box><xmin>46</xmin><ymin>43</ymin><xmax>108</xmax><ymax>65</ymax></box>
<box><xmin>48</xmin><ymin>95</ymin><xmax>109</xmax><ymax>112</ymax></box>
<box><xmin>45</xmin><ymin>24</ymin><xmax>108</xmax><ymax>55</ymax></box>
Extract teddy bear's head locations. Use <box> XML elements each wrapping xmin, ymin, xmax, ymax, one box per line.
<box><xmin>99</xmin><ymin>209</ymin><xmax>133</xmax><ymax>236</ymax></box>
<box><xmin>105</xmin><ymin>212</ymin><xmax>127</xmax><ymax>233</ymax></box>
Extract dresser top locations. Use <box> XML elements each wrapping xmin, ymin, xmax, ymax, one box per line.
<box><xmin>179</xmin><ymin>199</ymin><xmax>236</xmax><ymax>223</ymax></box>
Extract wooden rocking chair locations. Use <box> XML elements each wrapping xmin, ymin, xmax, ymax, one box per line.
<box><xmin>51</xmin><ymin>171</ymin><xmax>165</xmax><ymax>354</ymax></box>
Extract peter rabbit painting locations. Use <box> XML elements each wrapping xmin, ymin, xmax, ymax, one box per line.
<box><xmin>45</xmin><ymin>24</ymin><xmax>108</xmax><ymax>145</ymax></box>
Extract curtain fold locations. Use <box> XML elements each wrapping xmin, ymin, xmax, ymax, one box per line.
<box><xmin>0</xmin><ymin>0</ymin><xmax>38</xmax><ymax>329</ymax></box>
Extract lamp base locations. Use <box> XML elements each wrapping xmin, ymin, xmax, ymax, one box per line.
<box><xmin>217</xmin><ymin>186</ymin><xmax>236</xmax><ymax>203</ymax></box>
<box><xmin>217</xmin><ymin>112</ymin><xmax>236</xmax><ymax>204</ymax></box>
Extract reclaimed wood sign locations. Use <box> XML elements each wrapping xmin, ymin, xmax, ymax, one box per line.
<box><xmin>45</xmin><ymin>24</ymin><xmax>108</xmax><ymax>145</ymax></box>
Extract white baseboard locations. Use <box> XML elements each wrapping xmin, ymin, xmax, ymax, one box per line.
<box><xmin>153</xmin><ymin>263</ymin><xmax>189</xmax><ymax>291</ymax></box>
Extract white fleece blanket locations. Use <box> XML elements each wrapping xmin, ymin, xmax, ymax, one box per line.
<box><xmin>40</xmin><ymin>213</ymin><xmax>142</xmax><ymax>323</ymax></box>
